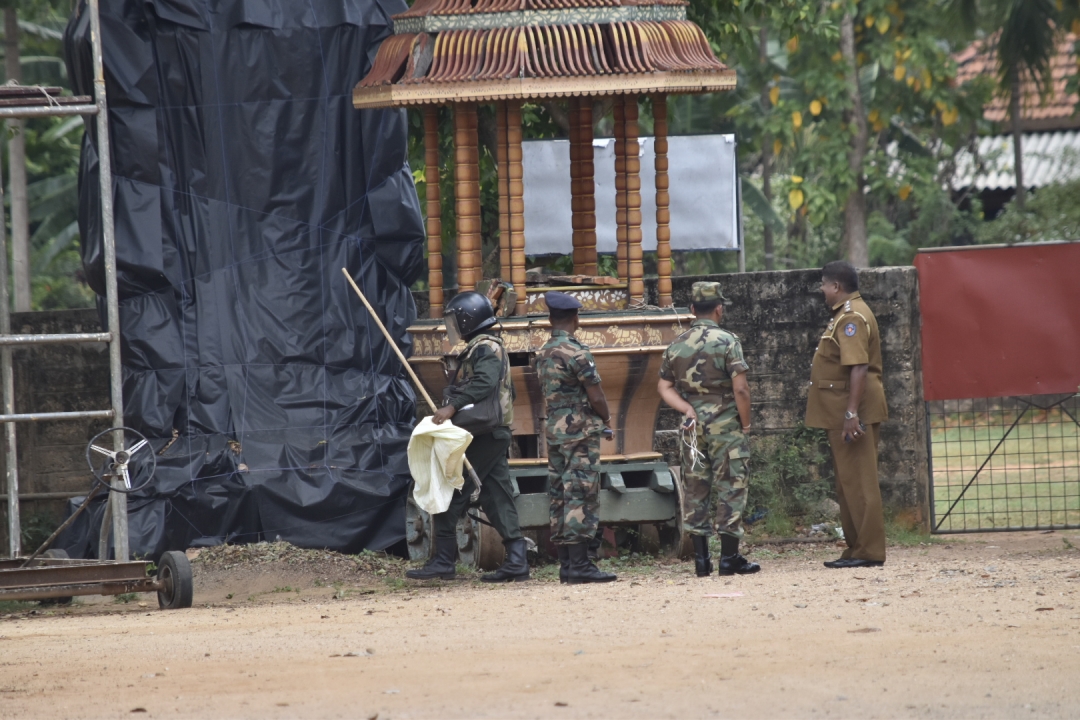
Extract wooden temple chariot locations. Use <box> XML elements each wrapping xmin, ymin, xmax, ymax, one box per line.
<box><xmin>354</xmin><ymin>0</ymin><xmax>736</xmax><ymax>564</ymax></box>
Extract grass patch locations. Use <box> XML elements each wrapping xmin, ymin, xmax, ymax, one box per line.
<box><xmin>930</xmin><ymin>407</ymin><xmax>1080</xmax><ymax>531</ymax></box>
<box><xmin>885</xmin><ymin>516</ymin><xmax>941</xmax><ymax>546</ymax></box>
<box><xmin>114</xmin><ymin>593</ymin><xmax>137</xmax><ymax>604</ymax></box>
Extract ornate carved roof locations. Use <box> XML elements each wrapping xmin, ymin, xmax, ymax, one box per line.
<box><xmin>353</xmin><ymin>1</ymin><xmax>733</xmax><ymax>108</ymax></box>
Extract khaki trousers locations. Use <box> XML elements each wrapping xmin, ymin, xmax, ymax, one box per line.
<box><xmin>826</xmin><ymin>423</ymin><xmax>886</xmax><ymax>562</ymax></box>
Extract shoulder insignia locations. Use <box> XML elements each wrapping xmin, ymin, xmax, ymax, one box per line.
<box><xmin>844</xmin><ymin>322</ymin><xmax>857</xmax><ymax>337</ymax></box>
<box><xmin>844</xmin><ymin>300</ymin><xmax>852</xmax><ymax>312</ymax></box>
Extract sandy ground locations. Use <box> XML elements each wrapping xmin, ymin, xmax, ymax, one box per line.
<box><xmin>2</xmin><ymin>531</ymin><xmax>1080</xmax><ymax>720</ymax></box>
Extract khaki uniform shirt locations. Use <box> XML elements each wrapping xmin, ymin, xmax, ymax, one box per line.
<box><xmin>805</xmin><ymin>292</ymin><xmax>888</xmax><ymax>430</ymax></box>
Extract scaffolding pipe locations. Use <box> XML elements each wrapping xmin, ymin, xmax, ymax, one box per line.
<box><xmin>0</xmin><ymin>105</ymin><xmax>97</xmax><ymax>118</ymax></box>
<box><xmin>88</xmin><ymin>0</ymin><xmax>128</xmax><ymax>561</ymax></box>
<box><xmin>0</xmin><ymin>136</ymin><xmax>16</xmax><ymax>558</ymax></box>
<box><xmin>0</xmin><ymin>332</ymin><xmax>111</xmax><ymax>347</ymax></box>
<box><xmin>0</xmin><ymin>410</ymin><xmax>114</xmax><ymax>424</ymax></box>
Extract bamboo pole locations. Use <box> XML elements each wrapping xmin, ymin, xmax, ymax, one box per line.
<box><xmin>424</xmin><ymin>107</ymin><xmax>444</xmax><ymax>318</ymax></box>
<box><xmin>496</xmin><ymin>102</ymin><xmax>511</xmax><ymax>282</ymax></box>
<box><xmin>624</xmin><ymin>97</ymin><xmax>643</xmax><ymax>301</ymax></box>
<box><xmin>507</xmin><ymin>101</ymin><xmax>526</xmax><ymax>315</ymax></box>
<box><xmin>341</xmin><ymin>269</ymin><xmax>482</xmax><ymax>494</ymax></box>
<box><xmin>654</xmin><ymin>95</ymin><xmax>672</xmax><ymax>306</ymax></box>
<box><xmin>453</xmin><ymin>103</ymin><xmax>481</xmax><ymax>291</ymax></box>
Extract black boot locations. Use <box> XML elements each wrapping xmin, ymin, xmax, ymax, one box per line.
<box><xmin>718</xmin><ymin>534</ymin><xmax>760</xmax><ymax>576</ymax></box>
<box><xmin>405</xmin><ymin>535</ymin><xmax>457</xmax><ymax>580</ymax></box>
<box><xmin>557</xmin><ymin>545</ymin><xmax>570</xmax><ymax>584</ymax></box>
<box><xmin>691</xmin><ymin>535</ymin><xmax>713</xmax><ymax>577</ymax></box>
<box><xmin>566</xmin><ymin>542</ymin><xmax>617</xmax><ymax>584</ymax></box>
<box><xmin>481</xmin><ymin>537</ymin><xmax>530</xmax><ymax>583</ymax></box>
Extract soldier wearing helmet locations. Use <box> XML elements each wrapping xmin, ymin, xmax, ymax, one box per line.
<box><xmin>406</xmin><ymin>291</ymin><xmax>528</xmax><ymax>583</ymax></box>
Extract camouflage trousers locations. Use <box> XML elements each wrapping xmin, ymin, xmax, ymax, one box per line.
<box><xmin>680</xmin><ymin>427</ymin><xmax>750</xmax><ymax>538</ymax></box>
<box><xmin>547</xmin><ymin>436</ymin><xmax>601</xmax><ymax>545</ymax></box>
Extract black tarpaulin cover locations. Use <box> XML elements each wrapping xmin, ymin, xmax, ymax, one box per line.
<box><xmin>59</xmin><ymin>0</ymin><xmax>424</xmax><ymax>558</ymax></box>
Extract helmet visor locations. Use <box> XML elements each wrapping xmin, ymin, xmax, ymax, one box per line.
<box><xmin>445</xmin><ymin>313</ymin><xmax>463</xmax><ymax>346</ymax></box>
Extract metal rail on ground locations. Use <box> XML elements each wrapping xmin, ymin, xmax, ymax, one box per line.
<box><xmin>1</xmin><ymin>0</ymin><xmax>127</xmax><ymax>560</ymax></box>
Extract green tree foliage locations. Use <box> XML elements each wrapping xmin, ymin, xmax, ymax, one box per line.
<box><xmin>2</xmin><ymin>0</ymin><xmax>94</xmax><ymax>310</ymax></box>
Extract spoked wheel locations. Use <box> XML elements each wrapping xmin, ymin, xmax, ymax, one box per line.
<box><xmin>157</xmin><ymin>551</ymin><xmax>194</xmax><ymax>610</ymax></box>
<box><xmin>85</xmin><ymin>427</ymin><xmax>157</xmax><ymax>494</ymax></box>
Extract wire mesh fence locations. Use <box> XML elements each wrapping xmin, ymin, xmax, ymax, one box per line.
<box><xmin>929</xmin><ymin>393</ymin><xmax>1080</xmax><ymax>532</ymax></box>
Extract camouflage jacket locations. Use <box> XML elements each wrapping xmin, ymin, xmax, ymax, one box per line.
<box><xmin>448</xmin><ymin>333</ymin><xmax>514</xmax><ymax>427</ymax></box>
<box><xmin>537</xmin><ymin>329</ymin><xmax>603</xmax><ymax>443</ymax></box>
<box><xmin>659</xmin><ymin>318</ymin><xmax>749</xmax><ymax>434</ymax></box>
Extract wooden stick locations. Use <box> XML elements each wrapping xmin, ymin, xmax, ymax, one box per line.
<box><xmin>341</xmin><ymin>268</ymin><xmax>483</xmax><ymax>493</ymax></box>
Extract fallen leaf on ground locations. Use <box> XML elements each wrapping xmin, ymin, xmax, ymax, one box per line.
<box><xmin>848</xmin><ymin>627</ymin><xmax>881</xmax><ymax>633</ymax></box>
<box><xmin>555</xmin><ymin>701</ymin><xmax>568</xmax><ymax>707</ymax></box>
<box><xmin>1035</xmin><ymin>607</ymin><xmax>1054</xmax><ymax>612</ymax></box>
<box><xmin>703</xmin><ymin>592</ymin><xmax>744</xmax><ymax>598</ymax></box>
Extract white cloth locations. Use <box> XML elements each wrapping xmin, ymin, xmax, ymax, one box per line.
<box><xmin>407</xmin><ymin>417</ymin><xmax>473</xmax><ymax>514</ymax></box>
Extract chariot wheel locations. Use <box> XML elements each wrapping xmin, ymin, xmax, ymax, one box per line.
<box><xmin>404</xmin><ymin>495</ymin><xmax>433</xmax><ymax>562</ymax></box>
<box><xmin>657</xmin><ymin>465</ymin><xmax>693</xmax><ymax>559</ymax></box>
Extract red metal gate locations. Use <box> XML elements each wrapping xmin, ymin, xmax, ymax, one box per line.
<box><xmin>915</xmin><ymin>242</ymin><xmax>1080</xmax><ymax>532</ymax></box>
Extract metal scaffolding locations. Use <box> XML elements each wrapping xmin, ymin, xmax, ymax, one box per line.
<box><xmin>1</xmin><ymin>0</ymin><xmax>127</xmax><ymax>560</ymax></box>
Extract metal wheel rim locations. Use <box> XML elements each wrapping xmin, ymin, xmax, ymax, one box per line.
<box><xmin>85</xmin><ymin>426</ymin><xmax>157</xmax><ymax>494</ymax></box>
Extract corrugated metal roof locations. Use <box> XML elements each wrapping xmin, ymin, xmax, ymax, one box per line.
<box><xmin>953</xmin><ymin>130</ymin><xmax>1080</xmax><ymax>190</ymax></box>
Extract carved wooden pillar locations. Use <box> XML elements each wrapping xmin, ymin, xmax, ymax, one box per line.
<box><xmin>624</xmin><ymin>97</ymin><xmax>643</xmax><ymax>301</ymax></box>
<box><xmin>613</xmin><ymin>97</ymin><xmax>627</xmax><ymax>281</ymax></box>
<box><xmin>424</xmin><ymin>106</ymin><xmax>443</xmax><ymax>318</ymax></box>
<box><xmin>496</xmin><ymin>101</ymin><xmax>511</xmax><ymax>282</ymax></box>
<box><xmin>653</xmin><ymin>95</ymin><xmax>672</xmax><ymax>307</ymax></box>
<box><xmin>503</xmin><ymin>101</ymin><xmax>526</xmax><ymax>314</ymax></box>
<box><xmin>570</xmin><ymin>99</ymin><xmax>597</xmax><ymax>275</ymax></box>
<box><xmin>453</xmin><ymin>102</ymin><xmax>481</xmax><ymax>291</ymax></box>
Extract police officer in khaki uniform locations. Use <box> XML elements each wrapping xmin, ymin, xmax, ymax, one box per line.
<box><xmin>806</xmin><ymin>261</ymin><xmax>888</xmax><ymax>568</ymax></box>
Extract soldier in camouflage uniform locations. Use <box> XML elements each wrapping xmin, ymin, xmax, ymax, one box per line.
<box><xmin>537</xmin><ymin>291</ymin><xmax>617</xmax><ymax>584</ymax></box>
<box><xmin>407</xmin><ymin>291</ymin><xmax>529</xmax><ymax>583</ymax></box>
<box><xmin>658</xmin><ymin>281</ymin><xmax>760</xmax><ymax>577</ymax></box>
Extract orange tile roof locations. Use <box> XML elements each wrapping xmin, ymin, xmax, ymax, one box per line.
<box><xmin>954</xmin><ymin>32</ymin><xmax>1079</xmax><ymax>131</ymax></box>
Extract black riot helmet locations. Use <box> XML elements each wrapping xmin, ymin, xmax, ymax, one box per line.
<box><xmin>444</xmin><ymin>291</ymin><xmax>497</xmax><ymax>345</ymax></box>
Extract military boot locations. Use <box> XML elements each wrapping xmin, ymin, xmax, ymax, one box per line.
<box><xmin>405</xmin><ymin>535</ymin><xmax>457</xmax><ymax>580</ymax></box>
<box><xmin>717</xmin><ymin>534</ymin><xmax>760</xmax><ymax>576</ymax></box>
<box><xmin>691</xmin><ymin>535</ymin><xmax>713</xmax><ymax>577</ymax></box>
<box><xmin>557</xmin><ymin>545</ymin><xmax>570</xmax><ymax>584</ymax></box>
<box><xmin>481</xmin><ymin>537</ymin><xmax>530</xmax><ymax>583</ymax></box>
<box><xmin>566</xmin><ymin>543</ymin><xmax>617</xmax><ymax>584</ymax></box>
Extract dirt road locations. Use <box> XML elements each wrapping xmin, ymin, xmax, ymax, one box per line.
<box><xmin>2</xmin><ymin>532</ymin><xmax>1079</xmax><ymax>719</ymax></box>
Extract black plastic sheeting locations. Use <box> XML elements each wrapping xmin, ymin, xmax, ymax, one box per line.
<box><xmin>58</xmin><ymin>0</ymin><xmax>425</xmax><ymax>559</ymax></box>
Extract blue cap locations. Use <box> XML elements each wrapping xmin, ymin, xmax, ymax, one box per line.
<box><xmin>545</xmin><ymin>291</ymin><xmax>583</xmax><ymax>311</ymax></box>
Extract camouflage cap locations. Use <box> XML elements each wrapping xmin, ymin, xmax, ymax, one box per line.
<box><xmin>691</xmin><ymin>281</ymin><xmax>728</xmax><ymax>304</ymax></box>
